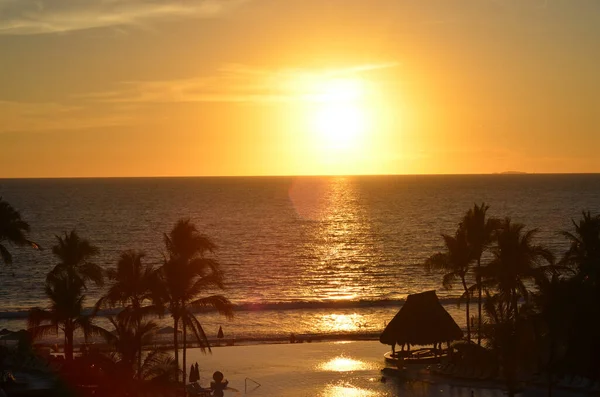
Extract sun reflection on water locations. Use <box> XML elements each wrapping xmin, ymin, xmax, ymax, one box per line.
<box><xmin>321</xmin><ymin>383</ymin><xmax>379</xmax><ymax>397</ymax></box>
<box><xmin>318</xmin><ymin>356</ymin><xmax>375</xmax><ymax>372</ymax></box>
<box><xmin>317</xmin><ymin>313</ymin><xmax>368</xmax><ymax>333</ymax></box>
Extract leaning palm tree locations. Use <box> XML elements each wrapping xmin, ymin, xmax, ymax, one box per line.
<box><xmin>28</xmin><ymin>272</ymin><xmax>104</xmax><ymax>361</ymax></box>
<box><xmin>48</xmin><ymin>230</ymin><xmax>104</xmax><ymax>288</ymax></box>
<box><xmin>0</xmin><ymin>197</ymin><xmax>39</xmax><ymax>265</ymax></box>
<box><xmin>461</xmin><ymin>203</ymin><xmax>500</xmax><ymax>345</ymax></box>
<box><xmin>425</xmin><ymin>227</ymin><xmax>472</xmax><ymax>341</ymax></box>
<box><xmin>155</xmin><ymin>219</ymin><xmax>233</xmax><ymax>384</ymax></box>
<box><xmin>480</xmin><ymin>218</ymin><xmax>554</xmax><ymax>319</ymax></box>
<box><xmin>96</xmin><ymin>250</ymin><xmax>157</xmax><ymax>378</ymax></box>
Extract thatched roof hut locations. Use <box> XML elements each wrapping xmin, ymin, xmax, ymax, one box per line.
<box><xmin>380</xmin><ymin>290</ymin><xmax>463</xmax><ymax>346</ymax></box>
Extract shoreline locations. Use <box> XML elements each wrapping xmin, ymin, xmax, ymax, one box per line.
<box><xmin>26</xmin><ymin>332</ymin><xmax>384</xmax><ymax>353</ymax></box>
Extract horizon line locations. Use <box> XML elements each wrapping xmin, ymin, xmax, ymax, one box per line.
<box><xmin>2</xmin><ymin>172</ymin><xmax>600</xmax><ymax>180</ymax></box>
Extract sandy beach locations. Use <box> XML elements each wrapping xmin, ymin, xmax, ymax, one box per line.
<box><xmin>182</xmin><ymin>341</ymin><xmax>591</xmax><ymax>397</ymax></box>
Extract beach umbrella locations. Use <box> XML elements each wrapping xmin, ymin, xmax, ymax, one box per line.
<box><xmin>217</xmin><ymin>326</ymin><xmax>224</xmax><ymax>339</ymax></box>
<box><xmin>189</xmin><ymin>364</ymin><xmax>197</xmax><ymax>383</ymax></box>
<box><xmin>194</xmin><ymin>363</ymin><xmax>200</xmax><ymax>382</ymax></box>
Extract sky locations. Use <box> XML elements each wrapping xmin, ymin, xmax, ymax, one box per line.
<box><xmin>1</xmin><ymin>0</ymin><xmax>599</xmax><ymax>177</ymax></box>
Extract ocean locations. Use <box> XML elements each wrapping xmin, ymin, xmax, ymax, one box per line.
<box><xmin>1</xmin><ymin>174</ymin><xmax>599</xmax><ymax>343</ymax></box>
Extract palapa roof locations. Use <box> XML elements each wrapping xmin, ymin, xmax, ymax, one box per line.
<box><xmin>380</xmin><ymin>290</ymin><xmax>463</xmax><ymax>346</ymax></box>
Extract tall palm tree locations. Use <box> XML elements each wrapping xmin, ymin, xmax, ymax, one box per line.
<box><xmin>0</xmin><ymin>197</ymin><xmax>39</xmax><ymax>265</ymax></box>
<box><xmin>28</xmin><ymin>231</ymin><xmax>103</xmax><ymax>361</ymax></box>
<box><xmin>28</xmin><ymin>272</ymin><xmax>103</xmax><ymax>361</ymax></box>
<box><xmin>96</xmin><ymin>250</ymin><xmax>157</xmax><ymax>378</ymax></box>
<box><xmin>480</xmin><ymin>218</ymin><xmax>554</xmax><ymax>319</ymax></box>
<box><xmin>155</xmin><ymin>219</ymin><xmax>233</xmax><ymax>384</ymax></box>
<box><xmin>560</xmin><ymin>211</ymin><xmax>600</xmax><ymax>286</ymax></box>
<box><xmin>425</xmin><ymin>227</ymin><xmax>472</xmax><ymax>341</ymax></box>
<box><xmin>461</xmin><ymin>203</ymin><xmax>500</xmax><ymax>345</ymax></box>
<box><xmin>48</xmin><ymin>230</ymin><xmax>104</xmax><ymax>289</ymax></box>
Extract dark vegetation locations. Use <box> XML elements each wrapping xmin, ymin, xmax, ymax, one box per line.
<box><xmin>1</xmin><ymin>197</ymin><xmax>232</xmax><ymax>396</ymax></box>
<box><xmin>425</xmin><ymin>203</ymin><xmax>600</xmax><ymax>396</ymax></box>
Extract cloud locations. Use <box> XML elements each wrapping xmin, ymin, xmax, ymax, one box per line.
<box><xmin>0</xmin><ymin>0</ymin><xmax>244</xmax><ymax>35</ymax></box>
<box><xmin>0</xmin><ymin>100</ymin><xmax>133</xmax><ymax>133</ymax></box>
<box><xmin>81</xmin><ymin>62</ymin><xmax>400</xmax><ymax>104</ymax></box>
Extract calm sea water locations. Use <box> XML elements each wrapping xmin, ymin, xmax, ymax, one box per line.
<box><xmin>1</xmin><ymin>175</ymin><xmax>599</xmax><ymax>341</ymax></box>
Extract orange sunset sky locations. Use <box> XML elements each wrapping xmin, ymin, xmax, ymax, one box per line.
<box><xmin>1</xmin><ymin>0</ymin><xmax>599</xmax><ymax>177</ymax></box>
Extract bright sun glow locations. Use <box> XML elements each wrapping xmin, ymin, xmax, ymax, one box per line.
<box><xmin>310</xmin><ymin>78</ymin><xmax>368</xmax><ymax>152</ymax></box>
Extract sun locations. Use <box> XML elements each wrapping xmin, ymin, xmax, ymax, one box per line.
<box><xmin>311</xmin><ymin>78</ymin><xmax>368</xmax><ymax>152</ymax></box>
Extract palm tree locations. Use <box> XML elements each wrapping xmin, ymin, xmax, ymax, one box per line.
<box><xmin>48</xmin><ymin>230</ymin><xmax>104</xmax><ymax>289</ymax></box>
<box><xmin>103</xmin><ymin>316</ymin><xmax>160</xmax><ymax>380</ymax></box>
<box><xmin>534</xmin><ymin>274</ymin><xmax>576</xmax><ymax>397</ymax></box>
<box><xmin>28</xmin><ymin>272</ymin><xmax>104</xmax><ymax>361</ymax></box>
<box><xmin>155</xmin><ymin>219</ymin><xmax>233</xmax><ymax>384</ymax></box>
<box><xmin>480</xmin><ymin>218</ymin><xmax>554</xmax><ymax>319</ymax></box>
<box><xmin>558</xmin><ymin>211</ymin><xmax>600</xmax><ymax>385</ymax></box>
<box><xmin>425</xmin><ymin>227</ymin><xmax>472</xmax><ymax>341</ymax></box>
<box><xmin>0</xmin><ymin>197</ymin><xmax>39</xmax><ymax>265</ymax></box>
<box><xmin>560</xmin><ymin>211</ymin><xmax>600</xmax><ymax>286</ymax></box>
<box><xmin>482</xmin><ymin>292</ymin><xmax>537</xmax><ymax>397</ymax></box>
<box><xmin>96</xmin><ymin>250</ymin><xmax>157</xmax><ymax>378</ymax></box>
<box><xmin>28</xmin><ymin>231</ymin><xmax>103</xmax><ymax>361</ymax></box>
<box><xmin>83</xmin><ymin>317</ymin><xmax>178</xmax><ymax>396</ymax></box>
<box><xmin>461</xmin><ymin>203</ymin><xmax>500</xmax><ymax>345</ymax></box>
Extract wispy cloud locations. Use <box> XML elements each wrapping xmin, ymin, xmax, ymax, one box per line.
<box><xmin>0</xmin><ymin>0</ymin><xmax>244</xmax><ymax>35</ymax></box>
<box><xmin>0</xmin><ymin>100</ymin><xmax>133</xmax><ymax>133</ymax></box>
<box><xmin>81</xmin><ymin>62</ymin><xmax>400</xmax><ymax>104</ymax></box>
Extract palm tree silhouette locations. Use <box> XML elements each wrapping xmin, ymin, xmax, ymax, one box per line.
<box><xmin>28</xmin><ymin>272</ymin><xmax>104</xmax><ymax>361</ymax></box>
<box><xmin>560</xmin><ymin>211</ymin><xmax>600</xmax><ymax>286</ymax></box>
<box><xmin>28</xmin><ymin>231</ymin><xmax>104</xmax><ymax>361</ymax></box>
<box><xmin>425</xmin><ymin>227</ymin><xmax>472</xmax><ymax>341</ymax></box>
<box><xmin>48</xmin><ymin>230</ymin><xmax>104</xmax><ymax>289</ymax></box>
<box><xmin>461</xmin><ymin>203</ymin><xmax>500</xmax><ymax>345</ymax></box>
<box><xmin>480</xmin><ymin>218</ymin><xmax>554</xmax><ymax>319</ymax></box>
<box><xmin>0</xmin><ymin>197</ymin><xmax>39</xmax><ymax>265</ymax></box>
<box><xmin>155</xmin><ymin>219</ymin><xmax>233</xmax><ymax>384</ymax></box>
<box><xmin>86</xmin><ymin>316</ymin><xmax>178</xmax><ymax>396</ymax></box>
<box><xmin>482</xmin><ymin>292</ymin><xmax>536</xmax><ymax>397</ymax></box>
<box><xmin>96</xmin><ymin>250</ymin><xmax>157</xmax><ymax>378</ymax></box>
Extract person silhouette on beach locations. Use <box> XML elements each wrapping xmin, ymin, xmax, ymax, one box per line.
<box><xmin>211</xmin><ymin>371</ymin><xmax>229</xmax><ymax>397</ymax></box>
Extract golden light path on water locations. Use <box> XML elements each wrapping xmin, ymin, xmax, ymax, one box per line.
<box><xmin>321</xmin><ymin>384</ymin><xmax>378</xmax><ymax>397</ymax></box>
<box><xmin>290</xmin><ymin>176</ymin><xmax>382</xmax><ymax>303</ymax></box>
<box><xmin>317</xmin><ymin>313</ymin><xmax>368</xmax><ymax>333</ymax></box>
<box><xmin>318</xmin><ymin>356</ymin><xmax>381</xmax><ymax>396</ymax></box>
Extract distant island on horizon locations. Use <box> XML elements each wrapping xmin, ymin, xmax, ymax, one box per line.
<box><xmin>494</xmin><ymin>171</ymin><xmax>529</xmax><ymax>175</ymax></box>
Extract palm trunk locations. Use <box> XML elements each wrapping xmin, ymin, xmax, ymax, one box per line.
<box><xmin>135</xmin><ymin>303</ymin><xmax>143</xmax><ymax>380</ymax></box>
<box><xmin>477</xmin><ymin>258</ymin><xmax>482</xmax><ymax>346</ymax></box>
<box><xmin>65</xmin><ymin>322</ymin><xmax>74</xmax><ymax>362</ymax></box>
<box><xmin>547</xmin><ymin>336</ymin><xmax>554</xmax><ymax>397</ymax></box>
<box><xmin>461</xmin><ymin>276</ymin><xmax>471</xmax><ymax>342</ymax></box>
<box><xmin>173</xmin><ymin>314</ymin><xmax>180</xmax><ymax>382</ymax></box>
<box><xmin>137</xmin><ymin>329</ymin><xmax>142</xmax><ymax>380</ymax></box>
<box><xmin>183</xmin><ymin>318</ymin><xmax>187</xmax><ymax>386</ymax></box>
